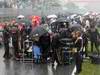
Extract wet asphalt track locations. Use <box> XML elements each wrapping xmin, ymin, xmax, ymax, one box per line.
<box><xmin>0</xmin><ymin>47</ymin><xmax>74</xmax><ymax>75</ymax></box>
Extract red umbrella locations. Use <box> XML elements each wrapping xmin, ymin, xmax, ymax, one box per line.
<box><xmin>31</xmin><ymin>16</ymin><xmax>41</xmax><ymax>30</ymax></box>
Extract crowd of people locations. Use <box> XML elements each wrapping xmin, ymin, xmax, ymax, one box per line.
<box><xmin>0</xmin><ymin>12</ymin><xmax>100</xmax><ymax>75</ymax></box>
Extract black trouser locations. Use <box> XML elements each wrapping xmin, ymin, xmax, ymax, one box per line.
<box><xmin>0</xmin><ymin>42</ymin><xmax>2</xmax><ymax>46</ymax></box>
<box><xmin>3</xmin><ymin>42</ymin><xmax>10</xmax><ymax>58</ymax></box>
<box><xmin>83</xmin><ymin>42</ymin><xmax>88</xmax><ymax>57</ymax></box>
<box><xmin>12</xmin><ymin>41</ymin><xmax>19</xmax><ymax>57</ymax></box>
<box><xmin>21</xmin><ymin>37</ymin><xmax>24</xmax><ymax>50</ymax></box>
<box><xmin>74</xmin><ymin>52</ymin><xmax>82</xmax><ymax>73</ymax></box>
<box><xmin>91</xmin><ymin>41</ymin><xmax>99</xmax><ymax>54</ymax></box>
<box><xmin>41</xmin><ymin>46</ymin><xmax>49</xmax><ymax>62</ymax></box>
<box><xmin>51</xmin><ymin>49</ymin><xmax>60</xmax><ymax>65</ymax></box>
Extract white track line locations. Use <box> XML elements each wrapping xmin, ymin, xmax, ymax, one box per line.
<box><xmin>47</xmin><ymin>64</ymin><xmax>54</xmax><ymax>75</ymax></box>
<box><xmin>71</xmin><ymin>66</ymin><xmax>76</xmax><ymax>75</ymax></box>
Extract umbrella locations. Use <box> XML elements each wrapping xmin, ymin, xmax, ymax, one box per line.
<box><xmin>84</xmin><ymin>12</ymin><xmax>90</xmax><ymax>16</ymax></box>
<box><xmin>70</xmin><ymin>23</ymin><xmax>82</xmax><ymax>31</ymax></box>
<box><xmin>56</xmin><ymin>18</ymin><xmax>70</xmax><ymax>23</ymax></box>
<box><xmin>70</xmin><ymin>14</ymin><xmax>77</xmax><ymax>19</ymax></box>
<box><xmin>31</xmin><ymin>16</ymin><xmax>41</xmax><ymax>27</ymax></box>
<box><xmin>16</xmin><ymin>18</ymin><xmax>32</xmax><ymax>26</ymax></box>
<box><xmin>31</xmin><ymin>16</ymin><xmax>41</xmax><ymax>21</ymax></box>
<box><xmin>17</xmin><ymin>15</ymin><xmax>25</xmax><ymax>19</ymax></box>
<box><xmin>30</xmin><ymin>25</ymin><xmax>48</xmax><ymax>37</ymax></box>
<box><xmin>47</xmin><ymin>15</ymin><xmax>57</xmax><ymax>19</ymax></box>
<box><xmin>56</xmin><ymin>18</ymin><xmax>70</xmax><ymax>27</ymax></box>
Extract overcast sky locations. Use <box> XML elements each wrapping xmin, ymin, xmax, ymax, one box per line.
<box><xmin>0</xmin><ymin>0</ymin><xmax>100</xmax><ymax>12</ymax></box>
<box><xmin>62</xmin><ymin>0</ymin><xmax>100</xmax><ymax>12</ymax></box>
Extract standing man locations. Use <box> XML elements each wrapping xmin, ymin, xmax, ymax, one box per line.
<box><xmin>10</xmin><ymin>23</ymin><xmax>19</xmax><ymax>58</ymax></box>
<box><xmin>3</xmin><ymin>24</ymin><xmax>11</xmax><ymax>59</ymax></box>
<box><xmin>88</xmin><ymin>27</ymin><xmax>100</xmax><ymax>54</ymax></box>
<box><xmin>18</xmin><ymin>23</ymin><xmax>25</xmax><ymax>50</ymax></box>
<box><xmin>82</xmin><ymin>29</ymin><xmax>88</xmax><ymax>57</ymax></box>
